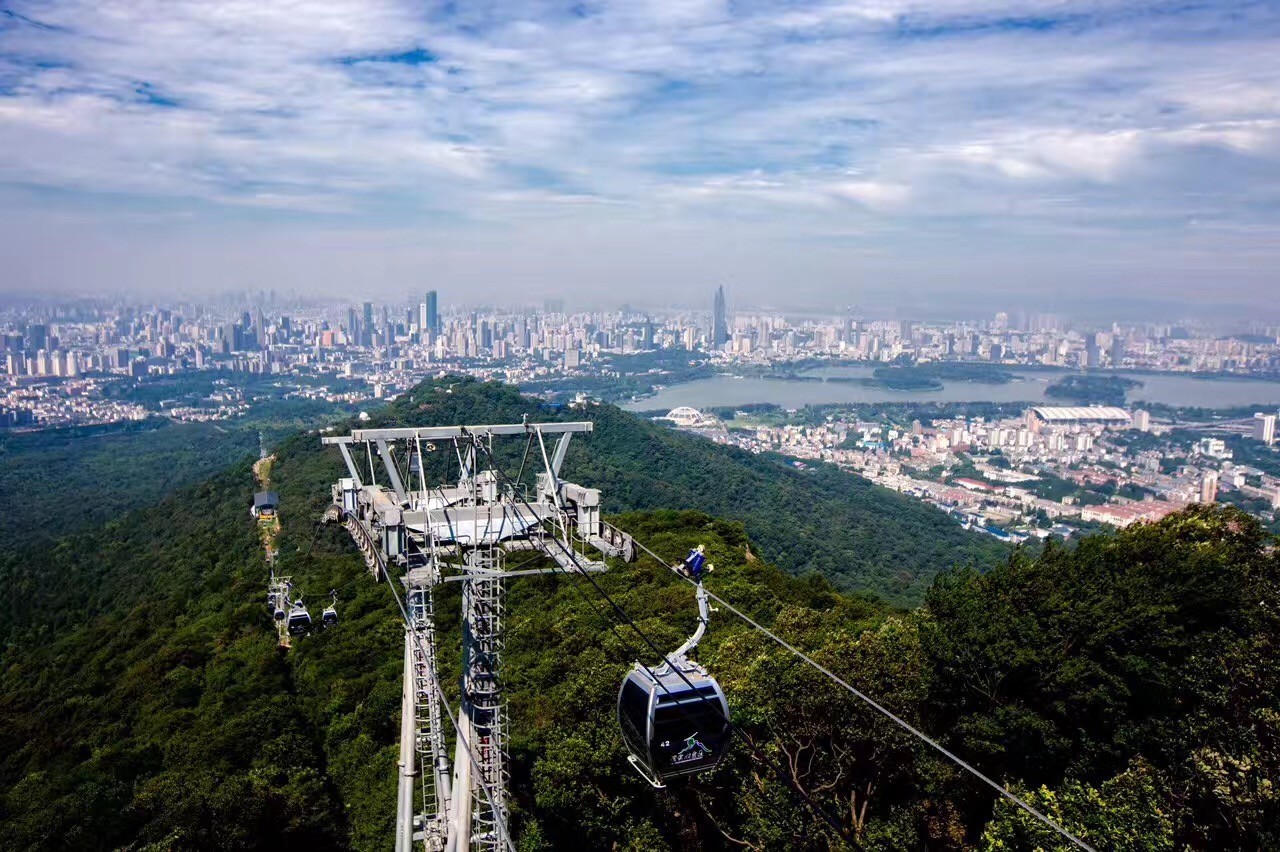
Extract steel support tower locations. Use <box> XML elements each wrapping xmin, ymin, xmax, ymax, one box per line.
<box><xmin>322</xmin><ymin>421</ymin><xmax>635</xmax><ymax>851</ymax></box>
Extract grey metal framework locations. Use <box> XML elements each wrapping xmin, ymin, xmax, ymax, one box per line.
<box><xmin>267</xmin><ymin>574</ymin><xmax>293</xmax><ymax>648</ymax></box>
<box><xmin>322</xmin><ymin>421</ymin><xmax>634</xmax><ymax>851</ymax></box>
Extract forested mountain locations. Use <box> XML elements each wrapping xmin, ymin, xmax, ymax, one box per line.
<box><xmin>366</xmin><ymin>378</ymin><xmax>1007</xmax><ymax>605</ymax></box>
<box><xmin>2</xmin><ymin>378</ymin><xmax>1277</xmax><ymax>850</ymax></box>
<box><xmin>0</xmin><ymin>419</ymin><xmax>258</xmax><ymax>554</ymax></box>
<box><xmin>0</xmin><ymin>393</ymin><xmax>357</xmax><ymax>557</ymax></box>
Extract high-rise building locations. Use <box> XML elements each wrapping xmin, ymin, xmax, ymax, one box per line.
<box><xmin>362</xmin><ymin>302</ymin><xmax>375</xmax><ymax>347</ymax></box>
<box><xmin>1201</xmin><ymin>470</ymin><xmax>1219</xmax><ymax>504</ymax></box>
<box><xmin>426</xmin><ymin>290</ymin><xmax>439</xmax><ymax>337</ymax></box>
<box><xmin>1254</xmin><ymin>412</ymin><xmax>1277</xmax><ymax>445</ymax></box>
<box><xmin>1084</xmin><ymin>332</ymin><xmax>1101</xmax><ymax>369</ymax></box>
<box><xmin>1131</xmin><ymin>409</ymin><xmax>1151</xmax><ymax>432</ymax></box>
<box><xmin>25</xmin><ymin>323</ymin><xmax>48</xmax><ymax>352</ymax></box>
<box><xmin>1110</xmin><ymin>335</ymin><xmax>1125</xmax><ymax>367</ymax></box>
<box><xmin>711</xmin><ymin>286</ymin><xmax>729</xmax><ymax>348</ymax></box>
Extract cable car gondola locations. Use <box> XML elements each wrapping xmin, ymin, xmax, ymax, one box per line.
<box><xmin>287</xmin><ymin>599</ymin><xmax>312</xmax><ymax>636</ymax></box>
<box><xmin>617</xmin><ymin>580</ymin><xmax>730</xmax><ymax>787</ymax></box>
<box><xmin>322</xmin><ymin>590</ymin><xmax>338</xmax><ymax>627</ymax></box>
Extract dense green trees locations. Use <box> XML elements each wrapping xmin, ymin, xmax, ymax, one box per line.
<box><xmin>923</xmin><ymin>506</ymin><xmax>1280</xmax><ymax>848</ymax></box>
<box><xmin>1043</xmin><ymin>375</ymin><xmax>1140</xmax><ymax>406</ymax></box>
<box><xmin>0</xmin><ymin>459</ymin><xmax>352</xmax><ymax>850</ymax></box>
<box><xmin>0</xmin><ymin>419</ymin><xmax>257</xmax><ymax>554</ymax></box>
<box><xmin>2</xmin><ymin>378</ymin><xmax>1278</xmax><ymax>850</ymax></box>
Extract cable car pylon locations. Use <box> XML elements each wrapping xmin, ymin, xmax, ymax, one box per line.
<box><xmin>323</xmin><ymin>421</ymin><xmax>636</xmax><ymax>851</ymax></box>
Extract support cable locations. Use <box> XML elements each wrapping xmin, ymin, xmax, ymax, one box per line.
<box><xmin>628</xmin><ymin>539</ymin><xmax>1095</xmax><ymax>852</ymax></box>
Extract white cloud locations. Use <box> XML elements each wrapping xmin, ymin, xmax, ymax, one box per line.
<box><xmin>830</xmin><ymin>180</ymin><xmax>911</xmax><ymax>209</ymax></box>
<box><xmin>0</xmin><ymin>0</ymin><xmax>1277</xmax><ymax>302</ymax></box>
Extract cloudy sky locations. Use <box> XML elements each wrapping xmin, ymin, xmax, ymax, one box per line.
<box><xmin>0</xmin><ymin>0</ymin><xmax>1277</xmax><ymax>313</ymax></box>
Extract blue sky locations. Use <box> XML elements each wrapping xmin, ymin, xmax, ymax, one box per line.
<box><xmin>0</xmin><ymin>0</ymin><xmax>1277</xmax><ymax>312</ymax></box>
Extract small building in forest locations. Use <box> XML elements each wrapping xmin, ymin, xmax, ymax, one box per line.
<box><xmin>252</xmin><ymin>491</ymin><xmax>279</xmax><ymax>519</ymax></box>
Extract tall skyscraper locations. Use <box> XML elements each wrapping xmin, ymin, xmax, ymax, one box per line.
<box><xmin>426</xmin><ymin>290</ymin><xmax>439</xmax><ymax>336</ymax></box>
<box><xmin>712</xmin><ymin>285</ymin><xmax>729</xmax><ymax>348</ymax></box>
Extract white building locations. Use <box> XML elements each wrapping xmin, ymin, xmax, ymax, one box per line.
<box><xmin>1027</xmin><ymin>406</ymin><xmax>1131</xmax><ymax>432</ymax></box>
<box><xmin>1254</xmin><ymin>412</ymin><xmax>1277</xmax><ymax>446</ymax></box>
<box><xmin>1196</xmin><ymin>437</ymin><xmax>1232</xmax><ymax>460</ymax></box>
<box><xmin>663</xmin><ymin>406</ymin><xmax>719</xmax><ymax>429</ymax></box>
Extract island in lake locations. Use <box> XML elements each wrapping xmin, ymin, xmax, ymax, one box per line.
<box><xmin>1045</xmin><ymin>374</ymin><xmax>1142</xmax><ymax>406</ymax></box>
<box><xmin>825</xmin><ymin>362</ymin><xmax>1018</xmax><ymax>392</ymax></box>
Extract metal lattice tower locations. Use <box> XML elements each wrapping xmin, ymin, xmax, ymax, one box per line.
<box><xmin>408</xmin><ymin>561</ymin><xmax>450</xmax><ymax>851</ymax></box>
<box><xmin>322</xmin><ymin>421</ymin><xmax>635</xmax><ymax>852</ymax></box>
<box><xmin>461</xmin><ymin>548</ymin><xmax>507</xmax><ymax>851</ymax></box>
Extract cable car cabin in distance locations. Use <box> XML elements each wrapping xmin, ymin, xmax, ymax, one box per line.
<box><xmin>618</xmin><ymin>664</ymin><xmax>731</xmax><ymax>786</ymax></box>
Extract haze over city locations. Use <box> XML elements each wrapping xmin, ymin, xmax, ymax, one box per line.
<box><xmin>1</xmin><ymin>0</ymin><xmax>1277</xmax><ymax>311</ymax></box>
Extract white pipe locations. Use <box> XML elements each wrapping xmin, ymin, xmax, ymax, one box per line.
<box><xmin>397</xmin><ymin>633</ymin><xmax>417</xmax><ymax>852</ymax></box>
<box><xmin>445</xmin><ymin>709</ymin><xmax>473</xmax><ymax>852</ymax></box>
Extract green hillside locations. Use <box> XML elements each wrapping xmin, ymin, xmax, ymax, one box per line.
<box><xmin>2</xmin><ymin>377</ymin><xmax>1278</xmax><ymax>850</ymax></box>
<box><xmin>0</xmin><ymin>394</ymin><xmax>357</xmax><ymax>557</ymax></box>
<box><xmin>370</xmin><ymin>378</ymin><xmax>1006</xmax><ymax>605</ymax></box>
<box><xmin>0</xmin><ymin>419</ymin><xmax>258</xmax><ymax>554</ymax></box>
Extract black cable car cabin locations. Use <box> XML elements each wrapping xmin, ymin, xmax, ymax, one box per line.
<box><xmin>287</xmin><ymin>601</ymin><xmax>312</xmax><ymax>636</ymax></box>
<box><xmin>617</xmin><ymin>663</ymin><xmax>731</xmax><ymax>786</ymax></box>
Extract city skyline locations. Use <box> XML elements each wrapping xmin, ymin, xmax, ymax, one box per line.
<box><xmin>1</xmin><ymin>1</ymin><xmax>1278</xmax><ymax>309</ymax></box>
<box><xmin>5</xmin><ymin>288</ymin><xmax>1279</xmax><ymax>540</ymax></box>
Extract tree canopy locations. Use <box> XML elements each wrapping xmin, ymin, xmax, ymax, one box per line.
<box><xmin>2</xmin><ymin>377</ymin><xmax>1277</xmax><ymax>850</ymax></box>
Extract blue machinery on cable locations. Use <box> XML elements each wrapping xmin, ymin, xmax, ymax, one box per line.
<box><xmin>319</xmin><ymin>419</ymin><xmax>1095</xmax><ymax>852</ymax></box>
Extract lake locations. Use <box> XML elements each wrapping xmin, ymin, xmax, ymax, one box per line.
<box><xmin>623</xmin><ymin>365</ymin><xmax>1280</xmax><ymax>412</ymax></box>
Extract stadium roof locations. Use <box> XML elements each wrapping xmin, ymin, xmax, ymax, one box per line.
<box><xmin>1031</xmin><ymin>406</ymin><xmax>1131</xmax><ymax>422</ymax></box>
